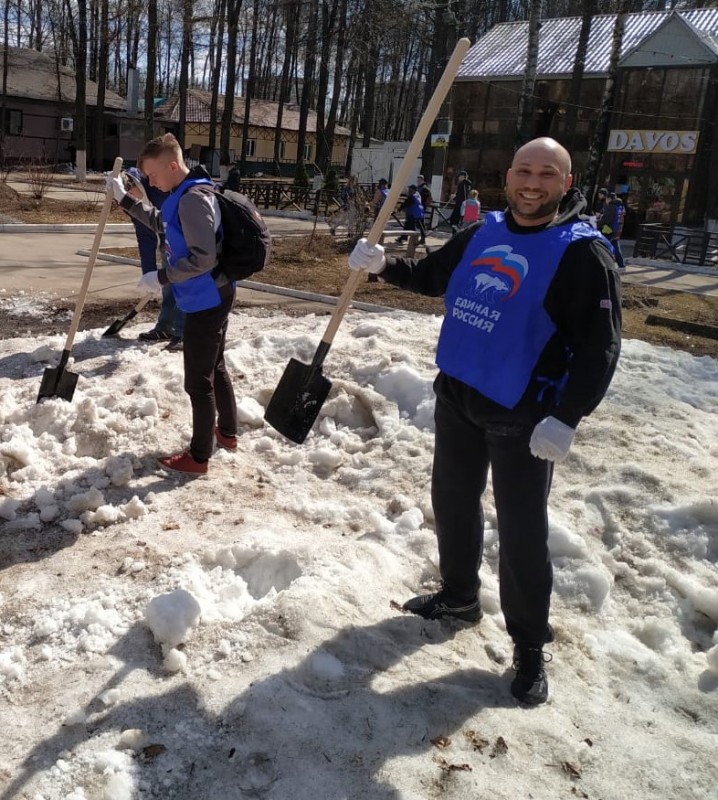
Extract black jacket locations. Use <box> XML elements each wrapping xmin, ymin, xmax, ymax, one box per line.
<box><xmin>380</xmin><ymin>191</ymin><xmax>622</xmax><ymax>429</ymax></box>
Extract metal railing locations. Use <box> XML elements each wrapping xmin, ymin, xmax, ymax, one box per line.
<box><xmin>634</xmin><ymin>223</ymin><xmax>718</xmax><ymax>266</ymax></box>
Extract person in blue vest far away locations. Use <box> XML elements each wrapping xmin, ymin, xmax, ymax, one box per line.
<box><xmin>347</xmin><ymin>137</ymin><xmax>622</xmax><ymax>706</ymax></box>
<box><xmin>106</xmin><ymin>133</ymin><xmax>239</xmax><ymax>475</ymax></box>
<box><xmin>123</xmin><ymin>167</ymin><xmax>185</xmax><ymax>350</ymax></box>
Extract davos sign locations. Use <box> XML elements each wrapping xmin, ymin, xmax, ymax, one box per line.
<box><xmin>607</xmin><ymin>130</ymin><xmax>699</xmax><ymax>155</ymax></box>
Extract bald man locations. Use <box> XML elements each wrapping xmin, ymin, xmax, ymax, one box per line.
<box><xmin>347</xmin><ymin>137</ymin><xmax>621</xmax><ymax>705</ymax></box>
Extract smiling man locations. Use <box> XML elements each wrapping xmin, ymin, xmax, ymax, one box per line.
<box><xmin>347</xmin><ymin>137</ymin><xmax>622</xmax><ymax>705</ymax></box>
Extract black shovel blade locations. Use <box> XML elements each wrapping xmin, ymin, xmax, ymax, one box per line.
<box><xmin>264</xmin><ymin>357</ymin><xmax>332</xmax><ymax>444</ymax></box>
<box><xmin>37</xmin><ymin>364</ymin><xmax>79</xmax><ymax>403</ymax></box>
<box><xmin>102</xmin><ymin>309</ymin><xmax>138</xmax><ymax>337</ymax></box>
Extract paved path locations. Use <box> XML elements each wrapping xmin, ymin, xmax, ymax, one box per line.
<box><xmin>2</xmin><ymin>174</ymin><xmax>717</xmax><ymax>301</ymax></box>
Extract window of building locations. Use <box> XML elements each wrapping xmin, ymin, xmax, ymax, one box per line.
<box><xmin>303</xmin><ymin>143</ymin><xmax>312</xmax><ymax>161</ymax></box>
<box><xmin>3</xmin><ymin>109</ymin><xmax>22</xmax><ymax>136</ymax></box>
<box><xmin>278</xmin><ymin>141</ymin><xmax>286</xmax><ymax>160</ymax></box>
<box><xmin>245</xmin><ymin>138</ymin><xmax>256</xmax><ymax>157</ymax></box>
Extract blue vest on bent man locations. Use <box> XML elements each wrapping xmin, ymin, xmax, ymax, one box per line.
<box><xmin>161</xmin><ymin>176</ymin><xmax>221</xmax><ymax>313</ymax></box>
<box><xmin>436</xmin><ymin>211</ymin><xmax>605</xmax><ymax>409</ymax></box>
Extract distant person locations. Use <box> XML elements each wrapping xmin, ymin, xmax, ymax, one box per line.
<box><xmin>600</xmin><ymin>192</ymin><xmax>626</xmax><ymax>271</ymax></box>
<box><xmin>347</xmin><ymin>137</ymin><xmax>622</xmax><ymax>706</ymax></box>
<box><xmin>106</xmin><ymin>133</ymin><xmax>239</xmax><ymax>475</ymax></box>
<box><xmin>398</xmin><ymin>184</ymin><xmax>425</xmax><ymax>245</ymax></box>
<box><xmin>416</xmin><ymin>175</ymin><xmax>433</xmax><ymax>209</ymax></box>
<box><xmin>593</xmin><ymin>187</ymin><xmax>609</xmax><ymax>220</ymax></box>
<box><xmin>372</xmin><ymin>178</ymin><xmax>389</xmax><ymax>219</ymax></box>
<box><xmin>449</xmin><ymin>170</ymin><xmax>472</xmax><ymax>232</ymax></box>
<box><xmin>123</xmin><ymin>167</ymin><xmax>184</xmax><ymax>349</ymax></box>
<box><xmin>224</xmin><ymin>166</ymin><xmax>241</xmax><ymax>192</ymax></box>
<box><xmin>460</xmin><ymin>189</ymin><xmax>481</xmax><ymax>227</ymax></box>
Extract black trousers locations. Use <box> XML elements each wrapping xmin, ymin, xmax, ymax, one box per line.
<box><xmin>431</xmin><ymin>391</ymin><xmax>553</xmax><ymax>645</ymax></box>
<box><xmin>182</xmin><ymin>284</ymin><xmax>238</xmax><ymax>461</ymax></box>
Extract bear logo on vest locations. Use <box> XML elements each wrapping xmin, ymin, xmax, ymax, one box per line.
<box><xmin>470</xmin><ymin>245</ymin><xmax>529</xmax><ymax>301</ymax></box>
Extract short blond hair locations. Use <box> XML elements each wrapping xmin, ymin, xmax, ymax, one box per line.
<box><xmin>469</xmin><ymin>189</ymin><xmax>479</xmax><ymax>199</ymax></box>
<box><xmin>138</xmin><ymin>133</ymin><xmax>183</xmax><ymax>169</ymax></box>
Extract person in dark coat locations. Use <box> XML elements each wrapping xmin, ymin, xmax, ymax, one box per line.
<box><xmin>449</xmin><ymin>170</ymin><xmax>472</xmax><ymax>231</ymax></box>
<box><xmin>600</xmin><ymin>192</ymin><xmax>626</xmax><ymax>270</ymax></box>
<box><xmin>123</xmin><ymin>167</ymin><xmax>184</xmax><ymax>348</ymax></box>
<box><xmin>347</xmin><ymin>137</ymin><xmax>621</xmax><ymax>706</ymax></box>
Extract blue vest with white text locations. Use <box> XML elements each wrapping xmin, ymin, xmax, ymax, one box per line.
<box><xmin>162</xmin><ymin>176</ymin><xmax>221</xmax><ymax>313</ymax></box>
<box><xmin>436</xmin><ymin>211</ymin><xmax>604</xmax><ymax>408</ymax></box>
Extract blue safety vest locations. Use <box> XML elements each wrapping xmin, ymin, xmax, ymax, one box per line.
<box><xmin>162</xmin><ymin>176</ymin><xmax>221</xmax><ymax>313</ymax></box>
<box><xmin>436</xmin><ymin>211</ymin><xmax>604</xmax><ymax>408</ymax></box>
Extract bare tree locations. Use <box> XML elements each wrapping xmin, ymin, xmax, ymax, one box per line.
<box><xmin>1</xmin><ymin>0</ymin><xmax>9</xmax><ymax>164</ymax></box>
<box><xmin>515</xmin><ymin>0</ymin><xmax>541</xmax><ymax>148</ymax></box>
<box><xmin>64</xmin><ymin>0</ymin><xmax>89</xmax><ymax>179</ymax></box>
<box><xmin>562</xmin><ymin>0</ymin><xmax>595</xmax><ymax>150</ymax></box>
<box><xmin>145</xmin><ymin>0</ymin><xmax>158</xmax><ymax>141</ymax></box>
<box><xmin>219</xmin><ymin>0</ymin><xmax>242</xmax><ymax>175</ymax></box>
<box><xmin>582</xmin><ymin>0</ymin><xmax>631</xmax><ymax>201</ymax></box>
<box><xmin>239</xmin><ymin>0</ymin><xmax>259</xmax><ymax>175</ymax></box>
<box><xmin>177</xmin><ymin>0</ymin><xmax>193</xmax><ymax>148</ymax></box>
<box><xmin>93</xmin><ymin>0</ymin><xmax>108</xmax><ymax>169</ymax></box>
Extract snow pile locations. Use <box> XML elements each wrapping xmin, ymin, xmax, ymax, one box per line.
<box><xmin>0</xmin><ymin>307</ymin><xmax>716</xmax><ymax>799</ymax></box>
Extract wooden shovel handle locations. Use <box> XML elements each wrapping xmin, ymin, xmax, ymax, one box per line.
<box><xmin>320</xmin><ymin>37</ymin><xmax>471</xmax><ymax>347</ymax></box>
<box><xmin>63</xmin><ymin>156</ymin><xmax>123</xmax><ymax>352</ymax></box>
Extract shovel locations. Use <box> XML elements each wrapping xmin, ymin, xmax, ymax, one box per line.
<box><xmin>103</xmin><ymin>225</ymin><xmax>166</xmax><ymax>337</ymax></box>
<box><xmin>38</xmin><ymin>156</ymin><xmax>123</xmax><ymax>402</ymax></box>
<box><xmin>102</xmin><ymin>294</ymin><xmax>152</xmax><ymax>337</ymax></box>
<box><xmin>264</xmin><ymin>38</ymin><xmax>471</xmax><ymax>444</ymax></box>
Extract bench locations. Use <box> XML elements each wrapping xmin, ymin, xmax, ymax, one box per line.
<box><xmin>378</xmin><ymin>229</ymin><xmax>421</xmax><ymax>258</ymax></box>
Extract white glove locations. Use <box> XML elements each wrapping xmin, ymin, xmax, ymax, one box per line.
<box><xmin>529</xmin><ymin>416</ymin><xmax>576</xmax><ymax>463</ymax></box>
<box><xmin>348</xmin><ymin>238</ymin><xmax>386</xmax><ymax>274</ymax></box>
<box><xmin>105</xmin><ymin>174</ymin><xmax>126</xmax><ymax>203</ymax></box>
<box><xmin>136</xmin><ymin>271</ymin><xmax>162</xmax><ymax>297</ymax></box>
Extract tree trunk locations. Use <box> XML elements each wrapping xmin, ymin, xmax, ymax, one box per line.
<box><xmin>562</xmin><ymin>0</ymin><xmax>595</xmax><ymax>149</ymax></box>
<box><xmin>273</xmin><ymin>0</ymin><xmax>298</xmax><ymax>173</ymax></box>
<box><xmin>582</xmin><ymin>1</ymin><xmax>630</xmax><ymax>201</ymax></box>
<box><xmin>515</xmin><ymin>0</ymin><xmax>541</xmax><ymax>149</ymax></box>
<box><xmin>64</xmin><ymin>0</ymin><xmax>88</xmax><ymax>180</ymax></box>
<box><xmin>220</xmin><ymin>0</ymin><xmax>242</xmax><ymax>172</ymax></box>
<box><xmin>322</xmin><ymin>0</ymin><xmax>348</xmax><ymax>173</ymax></box>
<box><xmin>1</xmin><ymin>0</ymin><xmax>9</xmax><ymax>163</ymax></box>
<box><xmin>208</xmin><ymin>0</ymin><xmax>226</xmax><ymax>153</ymax></box>
<box><xmin>144</xmin><ymin>0</ymin><xmax>158</xmax><ymax>140</ymax></box>
<box><xmin>177</xmin><ymin>0</ymin><xmax>193</xmax><ymax>149</ymax></box>
<box><xmin>296</xmin><ymin>0</ymin><xmax>318</xmax><ymax>167</ymax></box>
<box><xmin>240</xmin><ymin>0</ymin><xmax>259</xmax><ymax>175</ymax></box>
<box><xmin>93</xmin><ymin>0</ymin><xmax>108</xmax><ymax>170</ymax></box>
<box><xmin>314</xmin><ymin>0</ymin><xmax>339</xmax><ymax>171</ymax></box>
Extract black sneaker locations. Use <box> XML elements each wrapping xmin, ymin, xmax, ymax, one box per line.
<box><xmin>138</xmin><ymin>328</ymin><xmax>172</xmax><ymax>342</ymax></box>
<box><xmin>165</xmin><ymin>336</ymin><xmax>183</xmax><ymax>352</ymax></box>
<box><xmin>402</xmin><ymin>589</ymin><xmax>483</xmax><ymax>623</ymax></box>
<box><xmin>510</xmin><ymin>644</ymin><xmax>551</xmax><ymax>705</ymax></box>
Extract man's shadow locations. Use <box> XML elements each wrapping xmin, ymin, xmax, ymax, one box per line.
<box><xmin>2</xmin><ymin>615</ymin><xmax>512</xmax><ymax>799</ymax></box>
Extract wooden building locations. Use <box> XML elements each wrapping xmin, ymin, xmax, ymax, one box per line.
<box><xmin>154</xmin><ymin>88</ymin><xmax>351</xmax><ymax>176</ymax></box>
<box><xmin>0</xmin><ymin>46</ymin><xmax>146</xmax><ymax>167</ymax></box>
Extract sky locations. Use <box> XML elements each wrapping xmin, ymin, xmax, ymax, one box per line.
<box><xmin>0</xmin><ymin>295</ymin><xmax>717</xmax><ymax>800</ymax></box>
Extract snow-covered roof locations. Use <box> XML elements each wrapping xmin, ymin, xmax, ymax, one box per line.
<box><xmin>458</xmin><ymin>8</ymin><xmax>718</xmax><ymax>80</ymax></box>
<box><xmin>155</xmin><ymin>88</ymin><xmax>351</xmax><ymax>138</ymax></box>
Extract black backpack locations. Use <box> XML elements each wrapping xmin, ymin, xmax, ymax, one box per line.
<box><xmin>212</xmin><ymin>188</ymin><xmax>271</xmax><ymax>281</ymax></box>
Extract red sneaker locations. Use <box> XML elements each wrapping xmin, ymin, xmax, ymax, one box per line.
<box><xmin>157</xmin><ymin>451</ymin><xmax>208</xmax><ymax>474</ymax></box>
<box><xmin>215</xmin><ymin>427</ymin><xmax>238</xmax><ymax>451</ymax></box>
